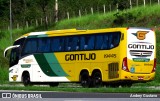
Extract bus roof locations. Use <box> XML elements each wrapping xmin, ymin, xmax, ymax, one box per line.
<box><xmin>15</xmin><ymin>27</ymin><xmax>153</xmax><ymax>41</ymax></box>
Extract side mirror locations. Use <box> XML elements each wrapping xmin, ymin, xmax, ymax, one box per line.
<box><xmin>4</xmin><ymin>45</ymin><xmax>20</xmax><ymax>57</ymax></box>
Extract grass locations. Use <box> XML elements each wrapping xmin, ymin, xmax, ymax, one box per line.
<box><xmin>54</xmin><ymin>12</ymin><xmax>116</xmax><ymax>30</ymax></box>
<box><xmin>0</xmin><ymin>67</ymin><xmax>8</xmax><ymax>84</ymax></box>
<box><xmin>0</xmin><ymin>85</ymin><xmax>160</xmax><ymax>93</ymax></box>
<box><xmin>54</xmin><ymin>4</ymin><xmax>160</xmax><ymax>30</ymax></box>
<box><xmin>0</xmin><ymin>4</ymin><xmax>160</xmax><ymax>92</ymax></box>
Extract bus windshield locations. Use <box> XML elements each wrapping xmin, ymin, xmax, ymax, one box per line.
<box><xmin>10</xmin><ymin>48</ymin><xmax>19</xmax><ymax>67</ymax></box>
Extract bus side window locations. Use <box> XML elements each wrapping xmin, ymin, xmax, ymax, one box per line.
<box><xmin>95</xmin><ymin>35</ymin><xmax>103</xmax><ymax>49</ymax></box>
<box><xmin>51</xmin><ymin>37</ymin><xmax>64</xmax><ymax>52</ymax></box>
<box><xmin>109</xmin><ymin>32</ymin><xmax>121</xmax><ymax>49</ymax></box>
<box><xmin>108</xmin><ymin>34</ymin><xmax>113</xmax><ymax>49</ymax></box>
<box><xmin>51</xmin><ymin>38</ymin><xmax>60</xmax><ymax>52</ymax></box>
<box><xmin>59</xmin><ymin>38</ymin><xmax>64</xmax><ymax>51</ymax></box>
<box><xmin>80</xmin><ymin>36</ymin><xmax>94</xmax><ymax>50</ymax></box>
<box><xmin>114</xmin><ymin>33</ymin><xmax>120</xmax><ymax>47</ymax></box>
<box><xmin>23</xmin><ymin>39</ymin><xmax>37</xmax><ymax>55</ymax></box>
<box><xmin>31</xmin><ymin>40</ymin><xmax>37</xmax><ymax>53</ymax></box>
<box><xmin>38</xmin><ymin>38</ymin><xmax>50</xmax><ymax>53</ymax></box>
<box><xmin>111</xmin><ymin>37</ymin><xmax>116</xmax><ymax>48</ymax></box>
<box><xmin>102</xmin><ymin>35</ymin><xmax>109</xmax><ymax>49</ymax></box>
<box><xmin>80</xmin><ymin>36</ymin><xmax>86</xmax><ymax>50</ymax></box>
<box><xmin>87</xmin><ymin>36</ymin><xmax>95</xmax><ymax>50</ymax></box>
<box><xmin>68</xmin><ymin>37</ymin><xmax>72</xmax><ymax>51</ymax></box>
<box><xmin>72</xmin><ymin>37</ymin><xmax>79</xmax><ymax>51</ymax></box>
<box><xmin>65</xmin><ymin>37</ymin><xmax>72</xmax><ymax>51</ymax></box>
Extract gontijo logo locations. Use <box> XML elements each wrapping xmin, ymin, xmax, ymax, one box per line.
<box><xmin>132</xmin><ymin>31</ymin><xmax>149</xmax><ymax>40</ymax></box>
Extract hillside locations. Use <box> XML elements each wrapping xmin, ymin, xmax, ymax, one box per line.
<box><xmin>54</xmin><ymin>4</ymin><xmax>160</xmax><ymax>29</ymax></box>
<box><xmin>0</xmin><ymin>4</ymin><xmax>160</xmax><ymax>84</ymax></box>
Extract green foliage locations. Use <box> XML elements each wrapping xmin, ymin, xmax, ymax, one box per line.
<box><xmin>113</xmin><ymin>12</ymin><xmax>137</xmax><ymax>26</ymax></box>
<box><xmin>1</xmin><ymin>0</ymin><xmax>160</xmax><ymax>30</ymax></box>
<box><xmin>0</xmin><ymin>67</ymin><xmax>8</xmax><ymax>84</ymax></box>
<box><xmin>0</xmin><ymin>0</ymin><xmax>8</xmax><ymax>16</ymax></box>
<box><xmin>0</xmin><ymin>85</ymin><xmax>160</xmax><ymax>92</ymax></box>
<box><xmin>54</xmin><ymin>12</ymin><xmax>116</xmax><ymax>29</ymax></box>
<box><xmin>111</xmin><ymin>0</ymin><xmax>130</xmax><ymax>10</ymax></box>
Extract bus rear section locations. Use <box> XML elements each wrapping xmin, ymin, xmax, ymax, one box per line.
<box><xmin>121</xmin><ymin>28</ymin><xmax>156</xmax><ymax>82</ymax></box>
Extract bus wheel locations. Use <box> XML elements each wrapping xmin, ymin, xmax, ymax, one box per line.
<box><xmin>92</xmin><ymin>71</ymin><xmax>102</xmax><ymax>87</ymax></box>
<box><xmin>80</xmin><ymin>71</ymin><xmax>91</xmax><ymax>88</ymax></box>
<box><xmin>49</xmin><ymin>82</ymin><xmax>59</xmax><ymax>87</ymax></box>
<box><xmin>22</xmin><ymin>73</ymin><xmax>31</xmax><ymax>86</ymax></box>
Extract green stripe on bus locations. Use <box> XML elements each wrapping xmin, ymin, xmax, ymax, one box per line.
<box><xmin>28</xmin><ymin>34</ymin><xmax>48</xmax><ymax>38</ymax></box>
<box><xmin>34</xmin><ymin>54</ymin><xmax>57</xmax><ymax>76</ymax></box>
<box><xmin>28</xmin><ymin>36</ymin><xmax>38</xmax><ymax>38</ymax></box>
<box><xmin>44</xmin><ymin>53</ymin><xmax>69</xmax><ymax>76</ymax></box>
<box><xmin>37</xmin><ymin>34</ymin><xmax>48</xmax><ymax>37</ymax></box>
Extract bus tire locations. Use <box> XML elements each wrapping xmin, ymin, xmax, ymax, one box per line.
<box><xmin>22</xmin><ymin>73</ymin><xmax>31</xmax><ymax>86</ymax></box>
<box><xmin>80</xmin><ymin>71</ymin><xmax>91</xmax><ymax>88</ymax></box>
<box><xmin>49</xmin><ymin>82</ymin><xmax>59</xmax><ymax>87</ymax></box>
<box><xmin>92</xmin><ymin>71</ymin><xmax>102</xmax><ymax>88</ymax></box>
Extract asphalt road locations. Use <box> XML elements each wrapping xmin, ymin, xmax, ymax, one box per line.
<box><xmin>0</xmin><ymin>90</ymin><xmax>160</xmax><ymax>101</ymax></box>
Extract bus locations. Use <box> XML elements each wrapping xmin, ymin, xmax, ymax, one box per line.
<box><xmin>4</xmin><ymin>27</ymin><xmax>156</xmax><ymax>87</ymax></box>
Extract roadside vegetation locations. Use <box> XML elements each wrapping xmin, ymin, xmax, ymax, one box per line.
<box><xmin>54</xmin><ymin>4</ymin><xmax>160</xmax><ymax>29</ymax></box>
<box><xmin>1</xmin><ymin>85</ymin><xmax>160</xmax><ymax>93</ymax></box>
<box><xmin>0</xmin><ymin>4</ymin><xmax>160</xmax><ymax>92</ymax></box>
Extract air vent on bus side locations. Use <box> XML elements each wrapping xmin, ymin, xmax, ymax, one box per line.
<box><xmin>108</xmin><ymin>63</ymin><xmax>119</xmax><ymax>79</ymax></box>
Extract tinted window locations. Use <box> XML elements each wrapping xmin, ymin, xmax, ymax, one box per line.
<box><xmin>51</xmin><ymin>37</ymin><xmax>64</xmax><ymax>52</ymax></box>
<box><xmin>95</xmin><ymin>35</ymin><xmax>103</xmax><ymax>49</ymax></box>
<box><xmin>80</xmin><ymin>36</ymin><xmax>86</xmax><ymax>50</ymax></box>
<box><xmin>14</xmin><ymin>38</ymin><xmax>26</xmax><ymax>46</ymax></box>
<box><xmin>21</xmin><ymin>32</ymin><xmax>121</xmax><ymax>57</ymax></box>
<box><xmin>10</xmin><ymin>48</ymin><xmax>19</xmax><ymax>67</ymax></box>
<box><xmin>22</xmin><ymin>39</ymin><xmax>37</xmax><ymax>56</ymax></box>
<box><xmin>88</xmin><ymin>36</ymin><xmax>95</xmax><ymax>50</ymax></box>
<box><xmin>65</xmin><ymin>37</ymin><xmax>73</xmax><ymax>51</ymax></box>
<box><xmin>109</xmin><ymin>32</ymin><xmax>121</xmax><ymax>49</ymax></box>
<box><xmin>72</xmin><ymin>37</ymin><xmax>80</xmax><ymax>50</ymax></box>
<box><xmin>37</xmin><ymin>38</ymin><xmax>50</xmax><ymax>52</ymax></box>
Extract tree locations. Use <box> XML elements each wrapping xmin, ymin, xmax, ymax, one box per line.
<box><xmin>0</xmin><ymin>0</ymin><xmax>9</xmax><ymax>17</ymax></box>
<box><xmin>111</xmin><ymin>0</ymin><xmax>130</xmax><ymax>11</ymax></box>
<box><xmin>0</xmin><ymin>0</ymin><xmax>9</xmax><ymax>28</ymax></box>
<box><xmin>35</xmin><ymin>0</ymin><xmax>53</xmax><ymax>28</ymax></box>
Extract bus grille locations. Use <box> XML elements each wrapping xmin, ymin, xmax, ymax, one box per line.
<box><xmin>108</xmin><ymin>63</ymin><xmax>119</xmax><ymax>79</ymax></box>
<box><xmin>130</xmin><ymin>50</ymin><xmax>152</xmax><ymax>57</ymax></box>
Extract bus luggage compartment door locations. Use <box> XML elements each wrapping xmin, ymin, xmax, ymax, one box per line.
<box><xmin>108</xmin><ymin>63</ymin><xmax>119</xmax><ymax>79</ymax></box>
